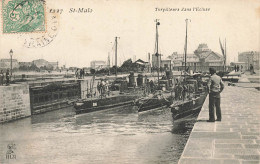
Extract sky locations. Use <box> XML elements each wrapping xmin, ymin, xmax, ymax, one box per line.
<box><xmin>0</xmin><ymin>0</ymin><xmax>259</xmax><ymax>67</ymax></box>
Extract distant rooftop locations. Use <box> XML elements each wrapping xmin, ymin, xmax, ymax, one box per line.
<box><xmin>0</xmin><ymin>59</ymin><xmax>18</xmax><ymax>62</ymax></box>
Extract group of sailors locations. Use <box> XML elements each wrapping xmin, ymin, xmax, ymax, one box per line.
<box><xmin>92</xmin><ymin>73</ymin><xmax>199</xmax><ymax>101</ymax></box>
<box><xmin>174</xmin><ymin>82</ymin><xmax>189</xmax><ymax>101</ymax></box>
<box><xmin>0</xmin><ymin>69</ymin><xmax>10</xmax><ymax>86</ymax></box>
<box><xmin>142</xmin><ymin>75</ymin><xmax>196</xmax><ymax>101</ymax></box>
<box><xmin>143</xmin><ymin>78</ymin><xmax>155</xmax><ymax>95</ymax></box>
<box><xmin>97</xmin><ymin>79</ymin><xmax>109</xmax><ymax>98</ymax></box>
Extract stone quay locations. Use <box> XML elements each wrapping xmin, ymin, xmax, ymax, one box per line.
<box><xmin>178</xmin><ymin>84</ymin><xmax>260</xmax><ymax>164</ymax></box>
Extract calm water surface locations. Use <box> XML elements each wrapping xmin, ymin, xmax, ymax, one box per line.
<box><xmin>0</xmin><ymin>106</ymin><xmax>198</xmax><ymax>164</ymax></box>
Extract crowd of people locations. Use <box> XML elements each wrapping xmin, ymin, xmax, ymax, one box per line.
<box><xmin>234</xmin><ymin>64</ymin><xmax>255</xmax><ymax>75</ymax></box>
<box><xmin>234</xmin><ymin>65</ymin><xmax>243</xmax><ymax>72</ymax></box>
<box><xmin>75</xmin><ymin>69</ymin><xmax>85</xmax><ymax>79</ymax></box>
<box><xmin>0</xmin><ymin>69</ymin><xmax>10</xmax><ymax>86</ymax></box>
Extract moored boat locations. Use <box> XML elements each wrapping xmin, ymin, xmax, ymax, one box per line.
<box><xmin>170</xmin><ymin>93</ymin><xmax>207</xmax><ymax>120</ymax></box>
<box><xmin>75</xmin><ymin>93</ymin><xmax>139</xmax><ymax>114</ymax></box>
<box><xmin>170</xmin><ymin>76</ymin><xmax>208</xmax><ymax>120</ymax></box>
<box><xmin>135</xmin><ymin>91</ymin><xmax>173</xmax><ymax>112</ymax></box>
<box><xmin>74</xmin><ymin>37</ymin><xmax>142</xmax><ymax>115</ymax></box>
<box><xmin>136</xmin><ymin>19</ymin><xmax>208</xmax><ymax>120</ymax></box>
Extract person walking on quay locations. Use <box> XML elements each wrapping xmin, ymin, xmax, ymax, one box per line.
<box><xmin>234</xmin><ymin>65</ymin><xmax>237</xmax><ymax>72</ymax></box>
<box><xmin>146</xmin><ymin>79</ymin><xmax>150</xmax><ymax>94</ymax></box>
<box><xmin>175</xmin><ymin>82</ymin><xmax>183</xmax><ymax>100</ymax></box>
<box><xmin>182</xmin><ymin>83</ymin><xmax>187</xmax><ymax>101</ymax></box>
<box><xmin>82</xmin><ymin>69</ymin><xmax>85</xmax><ymax>79</ymax></box>
<box><xmin>97</xmin><ymin>81</ymin><xmax>101</xmax><ymax>96</ymax></box>
<box><xmin>250</xmin><ymin>64</ymin><xmax>254</xmax><ymax>75</ymax></box>
<box><xmin>0</xmin><ymin>70</ymin><xmax>4</xmax><ymax>85</ymax></box>
<box><xmin>207</xmin><ymin>68</ymin><xmax>224</xmax><ymax>122</ymax></box>
<box><xmin>79</xmin><ymin>69</ymin><xmax>82</xmax><ymax>79</ymax></box>
<box><xmin>75</xmin><ymin>69</ymin><xmax>79</xmax><ymax>79</ymax></box>
<box><xmin>5</xmin><ymin>69</ymin><xmax>10</xmax><ymax>86</ymax></box>
<box><xmin>150</xmin><ymin>80</ymin><xmax>154</xmax><ymax>93</ymax></box>
<box><xmin>237</xmin><ymin>65</ymin><xmax>239</xmax><ymax>72</ymax></box>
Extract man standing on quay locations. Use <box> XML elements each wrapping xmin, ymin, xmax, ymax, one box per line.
<box><xmin>207</xmin><ymin>68</ymin><xmax>224</xmax><ymax>122</ymax></box>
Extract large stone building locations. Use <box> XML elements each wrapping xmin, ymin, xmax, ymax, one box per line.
<box><xmin>167</xmin><ymin>44</ymin><xmax>224</xmax><ymax>71</ymax></box>
<box><xmin>238</xmin><ymin>51</ymin><xmax>259</xmax><ymax>70</ymax></box>
<box><xmin>32</xmin><ymin>59</ymin><xmax>59</xmax><ymax>69</ymax></box>
<box><xmin>194</xmin><ymin>44</ymin><xmax>224</xmax><ymax>67</ymax></box>
<box><xmin>0</xmin><ymin>58</ymin><xmax>59</xmax><ymax>70</ymax></box>
<box><xmin>90</xmin><ymin>60</ymin><xmax>107</xmax><ymax>70</ymax></box>
<box><xmin>0</xmin><ymin>59</ymin><xmax>19</xmax><ymax>69</ymax></box>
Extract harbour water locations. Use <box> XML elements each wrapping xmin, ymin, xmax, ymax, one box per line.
<box><xmin>0</xmin><ymin>106</ymin><xmax>198</xmax><ymax>164</ymax></box>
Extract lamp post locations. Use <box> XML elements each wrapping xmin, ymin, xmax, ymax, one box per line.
<box><xmin>10</xmin><ymin>49</ymin><xmax>13</xmax><ymax>76</ymax></box>
<box><xmin>155</xmin><ymin>19</ymin><xmax>160</xmax><ymax>83</ymax></box>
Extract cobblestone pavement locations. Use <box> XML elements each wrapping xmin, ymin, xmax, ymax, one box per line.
<box><xmin>178</xmin><ymin>85</ymin><xmax>260</xmax><ymax>164</ymax></box>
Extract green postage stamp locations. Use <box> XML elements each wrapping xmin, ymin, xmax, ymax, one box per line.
<box><xmin>2</xmin><ymin>0</ymin><xmax>46</xmax><ymax>33</ymax></box>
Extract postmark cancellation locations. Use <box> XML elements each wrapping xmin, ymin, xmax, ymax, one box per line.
<box><xmin>2</xmin><ymin>0</ymin><xmax>46</xmax><ymax>33</ymax></box>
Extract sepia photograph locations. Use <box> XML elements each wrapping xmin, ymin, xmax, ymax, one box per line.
<box><xmin>0</xmin><ymin>0</ymin><xmax>259</xmax><ymax>163</ymax></box>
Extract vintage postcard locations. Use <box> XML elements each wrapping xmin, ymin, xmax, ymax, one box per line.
<box><xmin>0</xmin><ymin>0</ymin><xmax>259</xmax><ymax>164</ymax></box>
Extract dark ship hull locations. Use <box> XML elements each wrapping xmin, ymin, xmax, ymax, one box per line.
<box><xmin>170</xmin><ymin>93</ymin><xmax>207</xmax><ymax>120</ymax></box>
<box><xmin>137</xmin><ymin>96</ymin><xmax>172</xmax><ymax>112</ymax></box>
<box><xmin>75</xmin><ymin>94</ymin><xmax>138</xmax><ymax>114</ymax></box>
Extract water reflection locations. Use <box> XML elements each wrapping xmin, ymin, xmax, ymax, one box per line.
<box><xmin>0</xmin><ymin>106</ymin><xmax>197</xmax><ymax>164</ymax></box>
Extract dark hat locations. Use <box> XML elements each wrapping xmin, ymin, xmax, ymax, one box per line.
<box><xmin>209</xmin><ymin>68</ymin><xmax>216</xmax><ymax>75</ymax></box>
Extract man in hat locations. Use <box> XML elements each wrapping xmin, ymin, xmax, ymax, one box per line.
<box><xmin>207</xmin><ymin>68</ymin><xmax>224</xmax><ymax>122</ymax></box>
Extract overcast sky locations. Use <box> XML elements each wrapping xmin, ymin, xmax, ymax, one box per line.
<box><xmin>0</xmin><ymin>0</ymin><xmax>259</xmax><ymax>67</ymax></box>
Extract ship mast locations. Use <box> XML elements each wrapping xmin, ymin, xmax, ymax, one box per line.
<box><xmin>155</xmin><ymin>20</ymin><xmax>160</xmax><ymax>84</ymax></box>
<box><xmin>224</xmin><ymin>38</ymin><xmax>227</xmax><ymax>72</ymax></box>
<box><xmin>108</xmin><ymin>52</ymin><xmax>110</xmax><ymax>75</ymax></box>
<box><xmin>115</xmin><ymin>37</ymin><xmax>118</xmax><ymax>77</ymax></box>
<box><xmin>184</xmin><ymin>19</ymin><xmax>189</xmax><ymax>73</ymax></box>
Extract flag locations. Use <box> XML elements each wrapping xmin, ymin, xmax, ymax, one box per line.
<box><xmin>219</xmin><ymin>38</ymin><xmax>225</xmax><ymax>57</ymax></box>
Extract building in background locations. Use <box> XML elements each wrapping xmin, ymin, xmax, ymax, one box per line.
<box><xmin>167</xmin><ymin>44</ymin><xmax>224</xmax><ymax>72</ymax></box>
<box><xmin>230</xmin><ymin>62</ymin><xmax>247</xmax><ymax>71</ymax></box>
<box><xmin>160</xmin><ymin>60</ymin><xmax>171</xmax><ymax>70</ymax></box>
<box><xmin>19</xmin><ymin>62</ymin><xmax>32</xmax><ymax>67</ymax></box>
<box><xmin>32</xmin><ymin>59</ymin><xmax>59</xmax><ymax>70</ymax></box>
<box><xmin>134</xmin><ymin>59</ymin><xmax>150</xmax><ymax>72</ymax></box>
<box><xmin>169</xmin><ymin>52</ymin><xmax>200</xmax><ymax>67</ymax></box>
<box><xmin>48</xmin><ymin>62</ymin><xmax>59</xmax><ymax>70</ymax></box>
<box><xmin>0</xmin><ymin>59</ymin><xmax>19</xmax><ymax>69</ymax></box>
<box><xmin>151</xmin><ymin>54</ymin><xmax>162</xmax><ymax>68</ymax></box>
<box><xmin>0</xmin><ymin>58</ymin><xmax>59</xmax><ymax>71</ymax></box>
<box><xmin>194</xmin><ymin>44</ymin><xmax>223</xmax><ymax>67</ymax></box>
<box><xmin>32</xmin><ymin>59</ymin><xmax>49</xmax><ymax>68</ymax></box>
<box><xmin>90</xmin><ymin>60</ymin><xmax>107</xmax><ymax>70</ymax></box>
<box><xmin>238</xmin><ymin>51</ymin><xmax>259</xmax><ymax>70</ymax></box>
